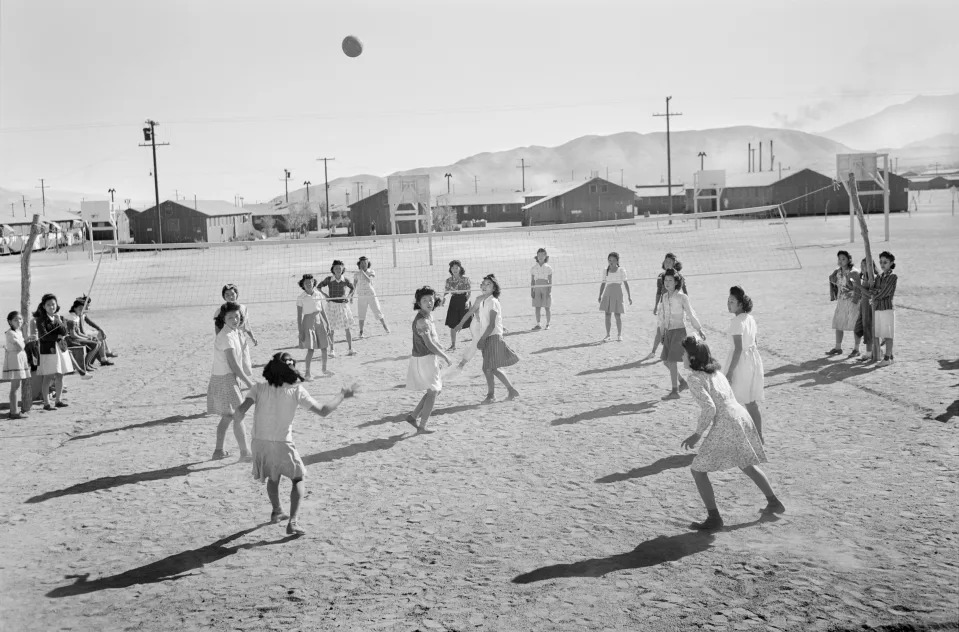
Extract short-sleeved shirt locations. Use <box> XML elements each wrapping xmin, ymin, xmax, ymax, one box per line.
<box><xmin>411</xmin><ymin>311</ymin><xmax>436</xmax><ymax>357</ymax></box>
<box><xmin>319</xmin><ymin>276</ymin><xmax>354</xmax><ymax>303</ymax></box>
<box><xmin>353</xmin><ymin>269</ymin><xmax>376</xmax><ymax>296</ymax></box>
<box><xmin>212</xmin><ymin>328</ymin><xmax>243</xmax><ymax>376</ymax></box>
<box><xmin>296</xmin><ymin>291</ymin><xmax>324</xmax><ymax>315</ymax></box>
<box><xmin>445</xmin><ymin>276</ymin><xmax>471</xmax><ymax>294</ymax></box>
<box><xmin>477</xmin><ymin>296</ymin><xmax>504</xmax><ymax>336</ymax></box>
<box><xmin>248</xmin><ymin>382</ymin><xmax>320</xmax><ymax>442</ymax></box>
<box><xmin>531</xmin><ymin>263</ymin><xmax>553</xmax><ymax>281</ymax></box>
<box><xmin>603</xmin><ymin>267</ymin><xmax>627</xmax><ymax>284</ymax></box>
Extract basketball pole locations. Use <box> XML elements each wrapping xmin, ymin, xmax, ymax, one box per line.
<box><xmin>846</xmin><ymin>173</ymin><xmax>881</xmax><ymax>362</ymax></box>
<box><xmin>20</xmin><ymin>214</ymin><xmax>42</xmax><ymax>409</ymax></box>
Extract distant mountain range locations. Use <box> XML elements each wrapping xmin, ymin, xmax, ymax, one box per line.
<box><xmin>4</xmin><ymin>94</ymin><xmax>957</xmax><ymax>214</ymax></box>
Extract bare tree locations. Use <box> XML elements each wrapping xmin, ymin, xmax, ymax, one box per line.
<box><xmin>432</xmin><ymin>205</ymin><xmax>457</xmax><ymax>232</ymax></box>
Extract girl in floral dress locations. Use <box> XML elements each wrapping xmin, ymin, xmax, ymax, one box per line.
<box><xmin>319</xmin><ymin>260</ymin><xmax>357</xmax><ymax>356</ymax></box>
<box><xmin>442</xmin><ymin>260</ymin><xmax>471</xmax><ymax>351</ymax></box>
<box><xmin>680</xmin><ymin>336</ymin><xmax>784</xmax><ymax>531</ymax></box>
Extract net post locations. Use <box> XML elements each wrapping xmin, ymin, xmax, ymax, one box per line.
<box><xmin>882</xmin><ymin>154</ymin><xmax>890</xmax><ymax>242</ymax></box>
<box><xmin>20</xmin><ymin>214</ymin><xmax>41</xmax><ymax>410</ymax></box>
<box><xmin>847</xmin><ymin>174</ymin><xmax>881</xmax><ymax>362</ymax></box>
<box><xmin>391</xmin><ymin>233</ymin><xmax>397</xmax><ymax>268</ymax></box>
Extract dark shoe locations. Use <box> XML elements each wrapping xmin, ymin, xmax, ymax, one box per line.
<box><xmin>8</xmin><ymin>413</ymin><xmax>24</xmax><ymax>420</ymax></box>
<box><xmin>43</xmin><ymin>404</ymin><xmax>55</xmax><ymax>411</ymax></box>
<box><xmin>826</xmin><ymin>348</ymin><xmax>842</xmax><ymax>356</ymax></box>
<box><xmin>690</xmin><ymin>514</ymin><xmax>724</xmax><ymax>531</ymax></box>
<box><xmin>212</xmin><ymin>449</ymin><xmax>230</xmax><ymax>460</ymax></box>
<box><xmin>847</xmin><ymin>350</ymin><xmax>860</xmax><ymax>358</ymax></box>
<box><xmin>55</xmin><ymin>401</ymin><xmax>68</xmax><ymax>408</ymax></box>
<box><xmin>99</xmin><ymin>360</ymin><xmax>115</xmax><ymax>366</ymax></box>
<box><xmin>106</xmin><ymin>353</ymin><xmax>118</xmax><ymax>358</ymax></box>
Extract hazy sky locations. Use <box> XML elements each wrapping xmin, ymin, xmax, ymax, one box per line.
<box><xmin>1</xmin><ymin>0</ymin><xmax>956</xmax><ymax>203</ymax></box>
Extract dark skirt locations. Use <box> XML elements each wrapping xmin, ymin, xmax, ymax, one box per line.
<box><xmin>481</xmin><ymin>334</ymin><xmax>519</xmax><ymax>372</ymax></box>
<box><xmin>445</xmin><ymin>293</ymin><xmax>472</xmax><ymax>329</ymax></box>
<box><xmin>660</xmin><ymin>327</ymin><xmax>687</xmax><ymax>363</ymax></box>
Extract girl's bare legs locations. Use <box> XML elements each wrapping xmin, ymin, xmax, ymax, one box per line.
<box><xmin>357</xmin><ymin>319</ymin><xmax>365</xmax><ymax>337</ymax></box>
<box><xmin>832</xmin><ymin>329</ymin><xmax>844</xmax><ymax>351</ymax></box>
<box><xmin>449</xmin><ymin>327</ymin><xmax>458</xmax><ymax>350</ymax></box>
<box><xmin>379</xmin><ymin>317</ymin><xmax>390</xmax><ymax>333</ymax></box>
<box><xmin>494</xmin><ymin>369</ymin><xmax>519</xmax><ymax>399</ymax></box>
<box><xmin>321</xmin><ymin>348</ymin><xmax>330</xmax><ymax>373</ymax></box>
<box><xmin>289</xmin><ymin>478</ymin><xmax>304</xmax><ymax>521</ymax></box>
<box><xmin>744</xmin><ymin>402</ymin><xmax>763</xmax><ymax>442</ymax></box>
<box><xmin>544</xmin><ymin>306</ymin><xmax>551</xmax><ymax>328</ymax></box>
<box><xmin>345</xmin><ymin>329</ymin><xmax>354</xmax><ymax>353</ymax></box>
<box><xmin>614</xmin><ymin>313</ymin><xmax>623</xmax><ymax>337</ymax></box>
<box><xmin>409</xmin><ymin>389</ymin><xmax>439</xmax><ymax>431</ymax></box>
<box><xmin>266</xmin><ymin>479</ymin><xmax>289</xmax><ymax>522</ymax></box>
<box><xmin>233</xmin><ymin>415</ymin><xmax>249</xmax><ymax>456</ymax></box>
<box><xmin>534</xmin><ymin>306</ymin><xmax>542</xmax><ymax>326</ymax></box>
<box><xmin>40</xmin><ymin>375</ymin><xmax>53</xmax><ymax>407</ymax></box>
<box><xmin>690</xmin><ymin>470</ymin><xmax>724</xmax><ymax>530</ymax></box>
<box><xmin>8</xmin><ymin>379</ymin><xmax>21</xmax><ymax>417</ymax></box>
<box><xmin>483</xmin><ymin>369</ymin><xmax>496</xmax><ymax>402</ymax></box>
<box><xmin>53</xmin><ymin>374</ymin><xmax>64</xmax><ymax>404</ymax></box>
<box><xmin>304</xmin><ymin>349</ymin><xmax>315</xmax><ymax>378</ymax></box>
<box><xmin>604</xmin><ymin>313</ymin><xmax>612</xmax><ymax>338</ymax></box>
<box><xmin>664</xmin><ymin>361</ymin><xmax>680</xmax><ymax>398</ymax></box>
<box><xmin>741</xmin><ymin>465</ymin><xmax>784</xmax><ymax>513</ymax></box>
<box><xmin>215</xmin><ymin>414</ymin><xmax>232</xmax><ymax>452</ymax></box>
<box><xmin>885</xmin><ymin>338</ymin><xmax>894</xmax><ymax>358</ymax></box>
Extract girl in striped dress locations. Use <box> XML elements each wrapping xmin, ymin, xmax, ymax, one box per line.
<box><xmin>598</xmin><ymin>252</ymin><xmax>632</xmax><ymax>342</ymax></box>
<box><xmin>297</xmin><ymin>274</ymin><xmax>333</xmax><ymax>379</ymax></box>
<box><xmin>657</xmin><ymin>269</ymin><xmax>705</xmax><ymax>400</ymax></box>
<box><xmin>319</xmin><ymin>260</ymin><xmax>356</xmax><ymax>356</ymax></box>
<box><xmin>474</xmin><ymin>274</ymin><xmax>519</xmax><ymax>404</ymax></box>
<box><xmin>861</xmin><ymin>251</ymin><xmax>898</xmax><ymax>367</ymax></box>
<box><xmin>353</xmin><ymin>256</ymin><xmax>390</xmax><ymax>339</ymax></box>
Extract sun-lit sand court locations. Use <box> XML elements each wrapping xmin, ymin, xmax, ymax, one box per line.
<box><xmin>1</xmin><ymin>194</ymin><xmax>957</xmax><ymax>630</ymax></box>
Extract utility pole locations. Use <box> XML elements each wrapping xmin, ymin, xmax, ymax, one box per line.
<box><xmin>139</xmin><ymin>119</ymin><xmax>169</xmax><ymax>244</ymax></box>
<box><xmin>444</xmin><ymin>172</ymin><xmax>452</xmax><ymax>194</ymax></box>
<box><xmin>747</xmin><ymin>143</ymin><xmax>752</xmax><ymax>172</ymax></box>
<box><xmin>36</xmin><ymin>178</ymin><xmax>48</xmax><ymax>215</ymax></box>
<box><xmin>352</xmin><ymin>181</ymin><xmax>363</xmax><ymax>202</ymax></box>
<box><xmin>698</xmin><ymin>151</ymin><xmax>707</xmax><ymax>170</ymax></box>
<box><xmin>769</xmin><ymin>140</ymin><xmax>774</xmax><ymax>172</ymax></box>
<box><xmin>516</xmin><ymin>158</ymin><xmax>530</xmax><ymax>192</ymax></box>
<box><xmin>474</xmin><ymin>175</ymin><xmax>479</xmax><ymax>193</ymax></box>
<box><xmin>281</xmin><ymin>169</ymin><xmax>291</xmax><ymax>204</ymax></box>
<box><xmin>317</xmin><ymin>157</ymin><xmax>335</xmax><ymax>231</ymax></box>
<box><xmin>653</xmin><ymin>96</ymin><xmax>682</xmax><ymax>221</ymax></box>
<box><xmin>620</xmin><ymin>169</ymin><xmax>624</xmax><ymax>187</ymax></box>
<box><xmin>759</xmin><ymin>141</ymin><xmax>763</xmax><ymax>172</ymax></box>
<box><xmin>303</xmin><ymin>181</ymin><xmax>311</xmax><ymax>205</ymax></box>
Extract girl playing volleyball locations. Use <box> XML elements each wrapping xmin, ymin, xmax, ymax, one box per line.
<box><xmin>234</xmin><ymin>352</ymin><xmax>358</xmax><ymax>535</ymax></box>
<box><xmin>598</xmin><ymin>252</ymin><xmax>632</xmax><ymax>341</ymax></box>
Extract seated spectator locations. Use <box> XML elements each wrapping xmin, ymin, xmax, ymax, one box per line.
<box><xmin>65</xmin><ymin>299</ymin><xmax>111</xmax><ymax>370</ymax></box>
<box><xmin>76</xmin><ymin>295</ymin><xmax>117</xmax><ymax>359</ymax></box>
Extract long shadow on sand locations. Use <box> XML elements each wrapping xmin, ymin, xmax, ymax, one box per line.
<box><xmin>934</xmin><ymin>359</ymin><xmax>959</xmax><ymax>423</ymax></box>
<box><xmin>362</xmin><ymin>354</ymin><xmax>410</xmax><ymax>366</ymax></box>
<box><xmin>302</xmin><ymin>434</ymin><xmax>409</xmax><ymax>465</ymax></box>
<box><xmin>596</xmin><ymin>454</ymin><xmax>695</xmax><ymax>483</ymax></box>
<box><xmin>181</xmin><ymin>393</ymin><xmax>207</xmax><ymax>400</ymax></box>
<box><xmin>578</xmin><ymin>358</ymin><xmax>658</xmax><ymax>376</ymax></box>
<box><xmin>46</xmin><ymin>525</ymin><xmax>296</xmax><ymax>598</ymax></box>
<box><xmin>533</xmin><ymin>341</ymin><xmax>604</xmax><ymax>355</ymax></box>
<box><xmin>512</xmin><ymin>515</ymin><xmax>778</xmax><ymax>583</ymax></box>
<box><xmin>355</xmin><ymin>403</ymin><xmax>483</xmax><ymax>428</ymax></box>
<box><xmin>763</xmin><ymin>357</ymin><xmax>836</xmax><ymax>379</ymax></box>
<box><xmin>26</xmin><ymin>461</ymin><xmax>230</xmax><ymax>504</ymax></box>
<box><xmin>551</xmin><ymin>401</ymin><xmax>656</xmax><ymax>426</ymax></box>
<box><xmin>768</xmin><ymin>361</ymin><xmax>878</xmax><ymax>389</ymax></box>
<box><xmin>68</xmin><ymin>412</ymin><xmax>208</xmax><ymax>442</ymax></box>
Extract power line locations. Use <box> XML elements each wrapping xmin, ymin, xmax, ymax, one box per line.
<box><xmin>139</xmin><ymin>119</ymin><xmax>170</xmax><ymax>244</ymax></box>
<box><xmin>317</xmin><ymin>157</ymin><xmax>335</xmax><ymax>231</ymax></box>
<box><xmin>516</xmin><ymin>158</ymin><xmax>530</xmax><ymax>192</ymax></box>
<box><xmin>36</xmin><ymin>178</ymin><xmax>48</xmax><ymax>215</ymax></box>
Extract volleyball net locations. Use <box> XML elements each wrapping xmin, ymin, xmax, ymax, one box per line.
<box><xmin>90</xmin><ymin>205</ymin><xmax>800</xmax><ymax>310</ymax></box>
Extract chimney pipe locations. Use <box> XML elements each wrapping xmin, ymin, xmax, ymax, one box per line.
<box><xmin>759</xmin><ymin>141</ymin><xmax>763</xmax><ymax>172</ymax></box>
<box><xmin>770</xmin><ymin>140</ymin><xmax>774</xmax><ymax>172</ymax></box>
<box><xmin>748</xmin><ymin>143</ymin><xmax>752</xmax><ymax>172</ymax></box>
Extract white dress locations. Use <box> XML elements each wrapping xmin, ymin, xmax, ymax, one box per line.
<box><xmin>722</xmin><ymin>314</ymin><xmax>764</xmax><ymax>404</ymax></box>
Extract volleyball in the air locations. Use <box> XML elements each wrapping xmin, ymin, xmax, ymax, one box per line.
<box><xmin>342</xmin><ymin>35</ymin><xmax>363</xmax><ymax>58</ymax></box>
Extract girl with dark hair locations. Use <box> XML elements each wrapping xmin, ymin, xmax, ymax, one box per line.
<box><xmin>723</xmin><ymin>286</ymin><xmax>765</xmax><ymax>440</ymax></box>
<box><xmin>296</xmin><ymin>274</ymin><xmax>333</xmax><ymax>379</ymax></box>
<box><xmin>472</xmin><ymin>274</ymin><xmax>519</xmax><ymax>403</ymax></box>
<box><xmin>33</xmin><ymin>294</ymin><xmax>74</xmax><ymax>410</ymax></box>
<box><xmin>530</xmin><ymin>248</ymin><xmax>552</xmax><ymax>330</ymax></box>
<box><xmin>679</xmin><ymin>336</ymin><xmax>784</xmax><ymax>531</ymax></box>
<box><xmin>65</xmin><ymin>299</ymin><xmax>106</xmax><ymax>373</ymax></box>
<box><xmin>319</xmin><ymin>260</ymin><xmax>357</xmax><ymax>356</ymax></box>
<box><xmin>216</xmin><ymin>284</ymin><xmax>257</xmax><ymax>375</ymax></box>
<box><xmin>234</xmin><ymin>352</ymin><xmax>358</xmax><ymax>535</ymax></box>
<box><xmin>656</xmin><ymin>269</ymin><xmax>705</xmax><ymax>399</ymax></box>
<box><xmin>827</xmin><ymin>250</ymin><xmax>860</xmax><ymax>356</ymax></box>
<box><xmin>405</xmin><ymin>286</ymin><xmax>452</xmax><ymax>433</ymax></box>
<box><xmin>209</xmin><ymin>301</ymin><xmax>254</xmax><ymax>461</ymax></box>
<box><xmin>599</xmin><ymin>252</ymin><xmax>632</xmax><ymax>342</ymax></box>
<box><xmin>353</xmin><ymin>256</ymin><xmax>390</xmax><ymax>339</ymax></box>
<box><xmin>653</xmin><ymin>252</ymin><xmax>687</xmax><ymax>314</ymax></box>
<box><xmin>442</xmin><ymin>260</ymin><xmax>472</xmax><ymax>351</ymax></box>
<box><xmin>861</xmin><ymin>251</ymin><xmax>898</xmax><ymax>367</ymax></box>
<box><xmin>3</xmin><ymin>311</ymin><xmax>31</xmax><ymax>419</ymax></box>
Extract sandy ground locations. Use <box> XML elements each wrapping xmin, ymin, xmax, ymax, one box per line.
<box><xmin>0</xmin><ymin>194</ymin><xmax>957</xmax><ymax>632</ymax></box>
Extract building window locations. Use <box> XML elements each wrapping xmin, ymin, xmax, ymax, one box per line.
<box><xmin>589</xmin><ymin>185</ymin><xmax>597</xmax><ymax>193</ymax></box>
<box><xmin>221</xmin><ymin>227</ymin><xmax>224</xmax><ymax>236</ymax></box>
<box><xmin>601</xmin><ymin>185</ymin><xmax>608</xmax><ymax>193</ymax></box>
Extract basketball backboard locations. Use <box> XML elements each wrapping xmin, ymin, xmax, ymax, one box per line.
<box><xmin>694</xmin><ymin>169</ymin><xmax>726</xmax><ymax>190</ymax></box>
<box><xmin>836</xmin><ymin>153</ymin><xmax>878</xmax><ymax>182</ymax></box>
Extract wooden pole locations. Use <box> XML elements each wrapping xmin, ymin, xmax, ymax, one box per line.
<box><xmin>846</xmin><ymin>174</ymin><xmax>880</xmax><ymax>361</ymax></box>
<box><xmin>20</xmin><ymin>214</ymin><xmax>42</xmax><ymax>409</ymax></box>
